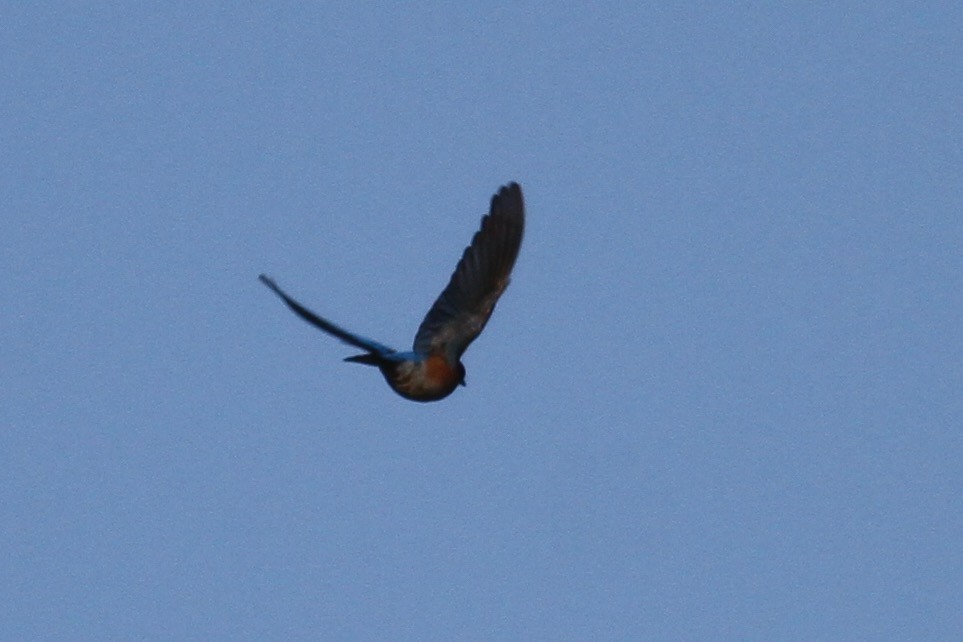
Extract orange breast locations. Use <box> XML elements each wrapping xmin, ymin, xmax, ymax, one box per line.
<box><xmin>424</xmin><ymin>354</ymin><xmax>458</xmax><ymax>387</ymax></box>
<box><xmin>385</xmin><ymin>354</ymin><xmax>460</xmax><ymax>402</ymax></box>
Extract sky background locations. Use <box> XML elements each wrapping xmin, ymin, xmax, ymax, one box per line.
<box><xmin>3</xmin><ymin>3</ymin><xmax>962</xmax><ymax>639</ymax></box>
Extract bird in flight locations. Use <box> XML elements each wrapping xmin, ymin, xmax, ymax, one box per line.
<box><xmin>259</xmin><ymin>182</ymin><xmax>524</xmax><ymax>402</ymax></box>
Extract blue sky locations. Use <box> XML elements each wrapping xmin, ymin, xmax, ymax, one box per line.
<box><xmin>3</xmin><ymin>3</ymin><xmax>961</xmax><ymax>639</ymax></box>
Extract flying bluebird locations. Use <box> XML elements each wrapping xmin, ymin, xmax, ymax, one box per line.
<box><xmin>259</xmin><ymin>182</ymin><xmax>524</xmax><ymax>402</ymax></box>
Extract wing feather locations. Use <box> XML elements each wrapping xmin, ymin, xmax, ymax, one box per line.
<box><xmin>259</xmin><ymin>274</ymin><xmax>396</xmax><ymax>355</ymax></box>
<box><xmin>412</xmin><ymin>182</ymin><xmax>524</xmax><ymax>357</ymax></box>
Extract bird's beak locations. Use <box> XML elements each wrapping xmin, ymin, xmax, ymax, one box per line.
<box><xmin>459</xmin><ymin>379</ymin><xmax>467</xmax><ymax>387</ymax></box>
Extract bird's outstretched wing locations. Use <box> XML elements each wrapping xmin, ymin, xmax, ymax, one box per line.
<box><xmin>412</xmin><ymin>182</ymin><xmax>524</xmax><ymax>357</ymax></box>
<box><xmin>259</xmin><ymin>275</ymin><xmax>396</xmax><ymax>356</ymax></box>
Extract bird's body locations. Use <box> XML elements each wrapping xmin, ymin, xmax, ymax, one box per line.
<box><xmin>379</xmin><ymin>353</ymin><xmax>464</xmax><ymax>402</ymax></box>
<box><xmin>260</xmin><ymin>182</ymin><xmax>524</xmax><ymax>402</ymax></box>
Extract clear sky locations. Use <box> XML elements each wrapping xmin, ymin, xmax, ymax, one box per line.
<box><xmin>3</xmin><ymin>4</ymin><xmax>961</xmax><ymax>639</ymax></box>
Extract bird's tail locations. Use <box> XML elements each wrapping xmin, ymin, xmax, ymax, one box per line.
<box><xmin>343</xmin><ymin>353</ymin><xmax>384</xmax><ymax>367</ymax></box>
